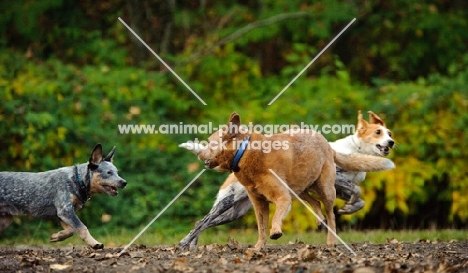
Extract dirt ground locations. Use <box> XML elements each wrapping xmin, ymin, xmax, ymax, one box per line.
<box><xmin>1</xmin><ymin>239</ymin><xmax>467</xmax><ymax>273</ymax></box>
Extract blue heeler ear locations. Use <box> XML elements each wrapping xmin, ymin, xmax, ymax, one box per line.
<box><xmin>88</xmin><ymin>144</ymin><xmax>103</xmax><ymax>170</ymax></box>
<box><xmin>104</xmin><ymin>146</ymin><xmax>116</xmax><ymax>162</ymax></box>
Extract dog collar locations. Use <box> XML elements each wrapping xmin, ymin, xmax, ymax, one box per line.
<box><xmin>230</xmin><ymin>135</ymin><xmax>250</xmax><ymax>172</ymax></box>
<box><xmin>74</xmin><ymin>165</ymin><xmax>91</xmax><ymax>203</ymax></box>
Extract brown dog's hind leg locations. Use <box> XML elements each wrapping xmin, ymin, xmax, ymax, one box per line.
<box><xmin>299</xmin><ymin>192</ymin><xmax>325</xmax><ymax>227</ymax></box>
<box><xmin>315</xmin><ymin>162</ymin><xmax>337</xmax><ymax>246</ymax></box>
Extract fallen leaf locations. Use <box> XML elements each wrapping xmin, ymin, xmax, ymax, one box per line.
<box><xmin>244</xmin><ymin>248</ymin><xmax>265</xmax><ymax>261</ymax></box>
<box><xmin>218</xmin><ymin>257</ymin><xmax>228</xmax><ymax>265</ymax></box>
<box><xmin>20</xmin><ymin>257</ymin><xmax>43</xmax><ymax>267</ymax></box>
<box><xmin>50</xmin><ymin>263</ymin><xmax>72</xmax><ymax>271</ymax></box>
<box><xmin>228</xmin><ymin>237</ymin><xmax>241</xmax><ymax>250</ymax></box>
<box><xmin>353</xmin><ymin>267</ymin><xmax>377</xmax><ymax>273</ymax></box>
<box><xmin>129</xmin><ymin>251</ymin><xmax>144</xmax><ymax>258</ymax></box>
<box><xmin>297</xmin><ymin>245</ymin><xmax>316</xmax><ymax>262</ymax></box>
<box><xmin>254</xmin><ymin>265</ymin><xmax>274</xmax><ymax>273</ymax></box>
<box><xmin>277</xmin><ymin>254</ymin><xmax>291</xmax><ymax>263</ymax></box>
<box><xmin>172</xmin><ymin>257</ymin><xmax>193</xmax><ymax>272</ymax></box>
<box><xmin>106</xmin><ymin>253</ymin><xmax>118</xmax><ymax>259</ymax></box>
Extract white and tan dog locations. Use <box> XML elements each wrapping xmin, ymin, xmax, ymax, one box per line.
<box><xmin>330</xmin><ymin>110</ymin><xmax>394</xmax><ymax>214</ymax></box>
<box><xmin>180</xmin><ymin>112</ymin><xmax>394</xmax><ymax>250</ymax></box>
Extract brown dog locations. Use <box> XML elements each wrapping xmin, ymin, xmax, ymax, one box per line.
<box><xmin>200</xmin><ymin>112</ymin><xmax>395</xmax><ymax>250</ymax></box>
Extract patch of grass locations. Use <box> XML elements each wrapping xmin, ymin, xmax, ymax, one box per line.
<box><xmin>1</xmin><ymin>228</ymin><xmax>466</xmax><ymax>248</ymax></box>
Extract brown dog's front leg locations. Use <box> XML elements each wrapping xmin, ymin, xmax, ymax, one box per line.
<box><xmin>248</xmin><ymin>193</ymin><xmax>269</xmax><ymax>250</ymax></box>
<box><xmin>269</xmin><ymin>194</ymin><xmax>291</xmax><ymax>240</ymax></box>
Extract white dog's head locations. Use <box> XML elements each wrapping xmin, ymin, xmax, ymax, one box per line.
<box><xmin>356</xmin><ymin>110</ymin><xmax>395</xmax><ymax>156</ymax></box>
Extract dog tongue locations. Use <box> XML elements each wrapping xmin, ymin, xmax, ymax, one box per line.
<box><xmin>105</xmin><ymin>185</ymin><xmax>118</xmax><ymax>195</ymax></box>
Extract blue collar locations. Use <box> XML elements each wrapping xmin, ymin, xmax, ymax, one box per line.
<box><xmin>230</xmin><ymin>135</ymin><xmax>251</xmax><ymax>172</ymax></box>
<box><xmin>74</xmin><ymin>165</ymin><xmax>91</xmax><ymax>203</ymax></box>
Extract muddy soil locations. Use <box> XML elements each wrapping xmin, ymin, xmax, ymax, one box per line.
<box><xmin>1</xmin><ymin>239</ymin><xmax>467</xmax><ymax>272</ymax></box>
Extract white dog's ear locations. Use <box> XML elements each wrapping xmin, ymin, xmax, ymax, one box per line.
<box><xmin>357</xmin><ymin>110</ymin><xmax>368</xmax><ymax>131</ymax></box>
<box><xmin>179</xmin><ymin>142</ymin><xmax>206</xmax><ymax>155</ymax></box>
<box><xmin>367</xmin><ymin>111</ymin><xmax>386</xmax><ymax>127</ymax></box>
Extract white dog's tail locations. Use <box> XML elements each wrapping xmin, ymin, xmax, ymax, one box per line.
<box><xmin>179</xmin><ymin>142</ymin><xmax>206</xmax><ymax>155</ymax></box>
<box><xmin>333</xmin><ymin>151</ymin><xmax>395</xmax><ymax>172</ymax></box>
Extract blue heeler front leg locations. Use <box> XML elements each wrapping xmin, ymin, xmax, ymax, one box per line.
<box><xmin>52</xmin><ymin>204</ymin><xmax>103</xmax><ymax>249</ymax></box>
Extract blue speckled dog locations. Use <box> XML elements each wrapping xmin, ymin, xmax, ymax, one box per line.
<box><xmin>0</xmin><ymin>144</ymin><xmax>126</xmax><ymax>249</ymax></box>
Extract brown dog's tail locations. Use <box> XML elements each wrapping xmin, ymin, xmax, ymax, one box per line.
<box><xmin>333</xmin><ymin>151</ymin><xmax>395</xmax><ymax>172</ymax></box>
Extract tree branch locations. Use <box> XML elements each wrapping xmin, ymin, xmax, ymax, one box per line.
<box><xmin>177</xmin><ymin>11</ymin><xmax>311</xmax><ymax>65</ymax></box>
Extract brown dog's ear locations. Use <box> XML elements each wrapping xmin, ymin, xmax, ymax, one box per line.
<box><xmin>103</xmin><ymin>146</ymin><xmax>116</xmax><ymax>162</ymax></box>
<box><xmin>227</xmin><ymin>112</ymin><xmax>241</xmax><ymax>136</ymax></box>
<box><xmin>89</xmin><ymin>144</ymin><xmax>103</xmax><ymax>170</ymax></box>
<box><xmin>357</xmin><ymin>110</ymin><xmax>368</xmax><ymax>131</ymax></box>
<box><xmin>229</xmin><ymin>111</ymin><xmax>239</xmax><ymax>121</ymax></box>
<box><xmin>368</xmin><ymin>111</ymin><xmax>386</xmax><ymax>127</ymax></box>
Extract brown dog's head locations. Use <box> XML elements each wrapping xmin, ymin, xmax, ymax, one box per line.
<box><xmin>356</xmin><ymin>110</ymin><xmax>395</xmax><ymax>156</ymax></box>
<box><xmin>200</xmin><ymin>112</ymin><xmax>247</xmax><ymax>172</ymax></box>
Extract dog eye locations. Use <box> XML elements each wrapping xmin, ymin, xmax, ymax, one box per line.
<box><xmin>388</xmin><ymin>132</ymin><xmax>392</xmax><ymax>137</ymax></box>
<box><xmin>107</xmin><ymin>171</ymin><xmax>113</xmax><ymax>175</ymax></box>
<box><xmin>375</xmin><ymin>130</ymin><xmax>381</xmax><ymax>135</ymax></box>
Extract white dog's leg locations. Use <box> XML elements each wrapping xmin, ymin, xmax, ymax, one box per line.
<box><xmin>337</xmin><ymin>185</ymin><xmax>365</xmax><ymax>214</ymax></box>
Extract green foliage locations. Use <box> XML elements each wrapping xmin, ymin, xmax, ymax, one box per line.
<box><xmin>0</xmin><ymin>50</ymin><xmax>215</xmax><ymax>237</ymax></box>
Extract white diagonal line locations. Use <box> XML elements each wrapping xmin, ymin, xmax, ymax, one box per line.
<box><xmin>268</xmin><ymin>169</ymin><xmax>357</xmax><ymax>256</ymax></box>
<box><xmin>118</xmin><ymin>169</ymin><xmax>206</xmax><ymax>257</ymax></box>
<box><xmin>268</xmin><ymin>18</ymin><xmax>356</xmax><ymax>105</ymax></box>
<box><xmin>118</xmin><ymin>17</ymin><xmax>207</xmax><ymax>105</ymax></box>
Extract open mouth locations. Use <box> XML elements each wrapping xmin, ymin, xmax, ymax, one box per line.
<box><xmin>205</xmin><ymin>159</ymin><xmax>212</xmax><ymax>169</ymax></box>
<box><xmin>376</xmin><ymin>144</ymin><xmax>391</xmax><ymax>156</ymax></box>
<box><xmin>204</xmin><ymin>159</ymin><xmax>213</xmax><ymax>169</ymax></box>
<box><xmin>103</xmin><ymin>185</ymin><xmax>119</xmax><ymax>196</ymax></box>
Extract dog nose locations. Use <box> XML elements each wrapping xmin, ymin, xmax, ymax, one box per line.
<box><xmin>121</xmin><ymin>179</ymin><xmax>127</xmax><ymax>187</ymax></box>
<box><xmin>388</xmin><ymin>140</ymin><xmax>395</xmax><ymax>147</ymax></box>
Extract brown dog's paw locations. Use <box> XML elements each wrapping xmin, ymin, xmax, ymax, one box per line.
<box><xmin>92</xmin><ymin>243</ymin><xmax>104</xmax><ymax>249</ymax></box>
<box><xmin>269</xmin><ymin>232</ymin><xmax>283</xmax><ymax>240</ymax></box>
